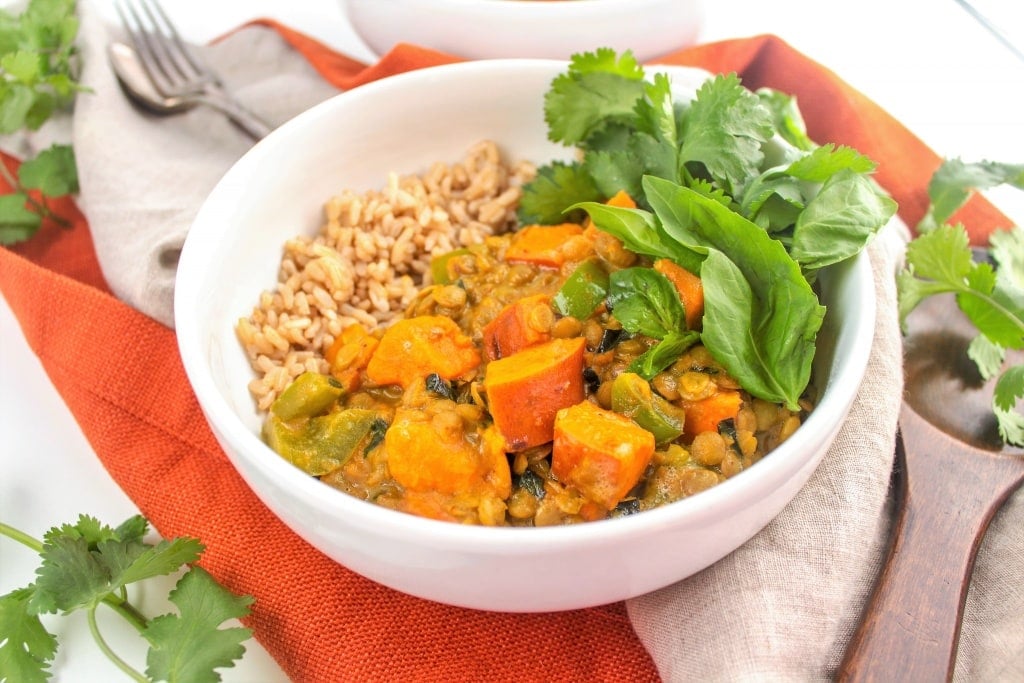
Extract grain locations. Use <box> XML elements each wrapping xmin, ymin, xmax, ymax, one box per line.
<box><xmin>236</xmin><ymin>140</ymin><xmax>535</xmax><ymax>410</ymax></box>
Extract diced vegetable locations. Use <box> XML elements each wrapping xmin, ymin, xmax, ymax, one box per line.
<box><xmin>482</xmin><ymin>294</ymin><xmax>554</xmax><ymax>360</ymax></box>
<box><xmin>483</xmin><ymin>336</ymin><xmax>586</xmax><ymax>451</ymax></box>
<box><xmin>681</xmin><ymin>390</ymin><xmax>743</xmax><ymax>440</ymax></box>
<box><xmin>366</xmin><ymin>316</ymin><xmax>481</xmax><ymax>388</ymax></box>
<box><xmin>325</xmin><ymin>324</ymin><xmax>379</xmax><ymax>392</ymax></box>
<box><xmin>385</xmin><ymin>410</ymin><xmax>511</xmax><ymax>498</ymax></box>
<box><xmin>653</xmin><ymin>258</ymin><xmax>704</xmax><ymax>330</ymax></box>
<box><xmin>264</xmin><ymin>408</ymin><xmax>377</xmax><ymax>476</ymax></box>
<box><xmin>429</xmin><ymin>247</ymin><xmax>472</xmax><ymax>285</ymax></box>
<box><xmin>604</xmin><ymin>189</ymin><xmax>636</xmax><ymax>209</ymax></box>
<box><xmin>270</xmin><ymin>372</ymin><xmax>344</xmax><ymax>422</ymax></box>
<box><xmin>552</xmin><ymin>258</ymin><xmax>609</xmax><ymax>320</ymax></box>
<box><xmin>551</xmin><ymin>400</ymin><xmax>655</xmax><ymax>510</ymax></box>
<box><xmin>504</xmin><ymin>223</ymin><xmax>584</xmax><ymax>268</ymax></box>
<box><xmin>610</xmin><ymin>372</ymin><xmax>685</xmax><ymax>446</ymax></box>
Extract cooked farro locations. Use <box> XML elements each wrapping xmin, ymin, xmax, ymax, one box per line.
<box><xmin>236</xmin><ymin>140</ymin><xmax>536</xmax><ymax>412</ymax></box>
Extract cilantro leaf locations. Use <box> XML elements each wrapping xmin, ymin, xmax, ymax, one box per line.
<box><xmin>114</xmin><ymin>515</ymin><xmax>150</xmax><ymax>544</ymax></box>
<box><xmin>144</xmin><ymin>567</ymin><xmax>254</xmax><ymax>683</ymax></box>
<box><xmin>544</xmin><ymin>48</ymin><xmax>645</xmax><ymax>146</ymax></box>
<box><xmin>0</xmin><ymin>0</ymin><xmax>83</xmax><ymax>244</ymax></box>
<box><xmin>993</xmin><ymin>365</ymin><xmax>1024</xmax><ymax>445</ymax></box>
<box><xmin>516</xmin><ymin>161</ymin><xmax>600</xmax><ymax>225</ymax></box>
<box><xmin>920</xmin><ymin>159</ymin><xmax>1024</xmax><ymax>232</ymax></box>
<box><xmin>899</xmin><ymin>224</ymin><xmax>1024</xmax><ymax>349</ymax></box>
<box><xmin>101</xmin><ymin>537</ymin><xmax>205</xmax><ymax>589</ymax></box>
<box><xmin>967</xmin><ymin>334</ymin><xmax>1005</xmax><ymax>381</ymax></box>
<box><xmin>678</xmin><ymin>73</ymin><xmax>774</xmax><ymax>195</ymax></box>
<box><xmin>0</xmin><ymin>514</ymin><xmax>256</xmax><ymax>682</ymax></box>
<box><xmin>31</xmin><ymin>533</ymin><xmax>112</xmax><ymax>613</ymax></box>
<box><xmin>756</xmin><ymin>87</ymin><xmax>814</xmax><ymax>151</ymax></box>
<box><xmin>29</xmin><ymin>514</ymin><xmax>207</xmax><ymax>617</ymax></box>
<box><xmin>990</xmin><ymin>225</ymin><xmax>1024</xmax><ymax>291</ymax></box>
<box><xmin>0</xmin><ymin>193</ymin><xmax>42</xmax><ymax>244</ymax></box>
<box><xmin>582</xmin><ymin>148</ymin><xmax>645</xmax><ymax>203</ymax></box>
<box><xmin>785</xmin><ymin>144</ymin><xmax>877</xmax><ymax>182</ymax></box>
<box><xmin>0</xmin><ymin>588</ymin><xmax>57</xmax><ymax>683</ymax></box>
<box><xmin>17</xmin><ymin>144</ymin><xmax>77</xmax><ymax>196</ymax></box>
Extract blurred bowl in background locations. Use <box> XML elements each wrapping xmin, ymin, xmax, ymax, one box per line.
<box><xmin>340</xmin><ymin>0</ymin><xmax>704</xmax><ymax>61</ymax></box>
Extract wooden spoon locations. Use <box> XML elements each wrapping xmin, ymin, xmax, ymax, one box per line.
<box><xmin>837</xmin><ymin>292</ymin><xmax>1024</xmax><ymax>682</ymax></box>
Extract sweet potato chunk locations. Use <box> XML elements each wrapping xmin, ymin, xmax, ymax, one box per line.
<box><xmin>483</xmin><ymin>336</ymin><xmax>586</xmax><ymax>451</ymax></box>
<box><xmin>385</xmin><ymin>410</ymin><xmax>511</xmax><ymax>498</ymax></box>
<box><xmin>366</xmin><ymin>316</ymin><xmax>480</xmax><ymax>388</ymax></box>
<box><xmin>504</xmin><ymin>223</ymin><xmax>584</xmax><ymax>268</ymax></box>
<box><xmin>552</xmin><ymin>400</ymin><xmax>655</xmax><ymax>510</ymax></box>
<box><xmin>481</xmin><ymin>294</ymin><xmax>553</xmax><ymax>360</ymax></box>
<box><xmin>681</xmin><ymin>390</ymin><xmax>743</xmax><ymax>440</ymax></box>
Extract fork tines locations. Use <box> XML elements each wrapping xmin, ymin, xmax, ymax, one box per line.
<box><xmin>114</xmin><ymin>0</ymin><xmax>220</xmax><ymax>98</ymax></box>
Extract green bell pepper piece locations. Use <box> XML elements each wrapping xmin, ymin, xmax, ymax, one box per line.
<box><xmin>429</xmin><ymin>247</ymin><xmax>472</xmax><ymax>285</ymax></box>
<box><xmin>610</xmin><ymin>372</ymin><xmax>685</xmax><ymax>446</ymax></box>
<box><xmin>263</xmin><ymin>408</ymin><xmax>378</xmax><ymax>476</ymax></box>
<box><xmin>553</xmin><ymin>258</ymin><xmax>609</xmax><ymax>320</ymax></box>
<box><xmin>270</xmin><ymin>372</ymin><xmax>344</xmax><ymax>421</ymax></box>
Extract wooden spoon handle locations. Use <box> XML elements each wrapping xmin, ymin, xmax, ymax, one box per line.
<box><xmin>837</xmin><ymin>403</ymin><xmax>1024</xmax><ymax>682</ymax></box>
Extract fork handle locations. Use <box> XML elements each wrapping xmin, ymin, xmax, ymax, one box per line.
<box><xmin>199</xmin><ymin>91</ymin><xmax>274</xmax><ymax>140</ymax></box>
<box><xmin>837</xmin><ymin>403</ymin><xmax>1024</xmax><ymax>682</ymax></box>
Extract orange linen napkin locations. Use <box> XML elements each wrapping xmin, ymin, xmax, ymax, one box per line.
<box><xmin>0</xmin><ymin>27</ymin><xmax>1013</xmax><ymax>683</ymax></box>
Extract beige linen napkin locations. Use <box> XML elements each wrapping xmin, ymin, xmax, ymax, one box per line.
<box><xmin>70</xmin><ymin>0</ymin><xmax>339</xmax><ymax>328</ymax></box>
<box><xmin>628</xmin><ymin>223</ymin><xmax>1024</xmax><ymax>681</ymax></box>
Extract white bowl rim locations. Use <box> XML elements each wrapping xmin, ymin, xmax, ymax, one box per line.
<box><xmin>175</xmin><ymin>58</ymin><xmax>876</xmax><ymax>556</ymax></box>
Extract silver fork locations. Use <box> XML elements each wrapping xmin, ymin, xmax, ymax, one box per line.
<box><xmin>114</xmin><ymin>0</ymin><xmax>273</xmax><ymax>139</ymax></box>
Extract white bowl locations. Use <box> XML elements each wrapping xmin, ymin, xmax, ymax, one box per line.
<box><xmin>340</xmin><ymin>0</ymin><xmax>705</xmax><ymax>62</ymax></box>
<box><xmin>175</xmin><ymin>59</ymin><xmax>875</xmax><ymax>613</ymax></box>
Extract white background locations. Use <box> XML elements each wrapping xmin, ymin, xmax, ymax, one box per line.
<box><xmin>2</xmin><ymin>0</ymin><xmax>1023</xmax><ymax>680</ymax></box>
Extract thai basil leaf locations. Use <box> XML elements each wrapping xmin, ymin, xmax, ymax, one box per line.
<box><xmin>643</xmin><ymin>175</ymin><xmax>825</xmax><ymax>410</ymax></box>
<box><xmin>569</xmin><ymin>201</ymin><xmax>704</xmax><ymax>274</ymax></box>
<box><xmin>790</xmin><ymin>168</ymin><xmax>897</xmax><ymax>272</ymax></box>
<box><xmin>627</xmin><ymin>330</ymin><xmax>700</xmax><ymax>379</ymax></box>
<box><xmin>607</xmin><ymin>267</ymin><xmax>685</xmax><ymax>339</ymax></box>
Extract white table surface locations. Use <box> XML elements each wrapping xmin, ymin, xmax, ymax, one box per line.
<box><xmin>2</xmin><ymin>1</ymin><xmax>1023</xmax><ymax>681</ymax></box>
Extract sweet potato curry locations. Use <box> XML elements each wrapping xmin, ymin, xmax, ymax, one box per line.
<box><xmin>245</xmin><ymin>51</ymin><xmax>896</xmax><ymax>526</ymax></box>
<box><xmin>260</xmin><ymin>189</ymin><xmax>810</xmax><ymax>526</ymax></box>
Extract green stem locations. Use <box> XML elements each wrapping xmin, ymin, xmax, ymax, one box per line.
<box><xmin>86</xmin><ymin>605</ymin><xmax>149</xmax><ymax>683</ymax></box>
<box><xmin>101</xmin><ymin>593</ymin><xmax>150</xmax><ymax>634</ymax></box>
<box><xmin>0</xmin><ymin>520</ymin><xmax>44</xmax><ymax>553</ymax></box>
<box><xmin>953</xmin><ymin>284</ymin><xmax>1024</xmax><ymax>337</ymax></box>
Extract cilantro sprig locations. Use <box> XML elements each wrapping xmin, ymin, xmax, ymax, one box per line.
<box><xmin>0</xmin><ymin>515</ymin><xmax>254</xmax><ymax>682</ymax></box>
<box><xmin>0</xmin><ymin>0</ymin><xmax>84</xmax><ymax>244</ymax></box>
<box><xmin>527</xmin><ymin>49</ymin><xmax>896</xmax><ymax>410</ymax></box>
<box><xmin>897</xmin><ymin>159</ymin><xmax>1024</xmax><ymax>446</ymax></box>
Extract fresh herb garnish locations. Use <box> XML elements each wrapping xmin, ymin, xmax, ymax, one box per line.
<box><xmin>897</xmin><ymin>159</ymin><xmax>1024</xmax><ymax>446</ymax></box>
<box><xmin>524</xmin><ymin>49</ymin><xmax>896</xmax><ymax>410</ymax></box>
<box><xmin>0</xmin><ymin>0</ymin><xmax>84</xmax><ymax>244</ymax></box>
<box><xmin>606</xmin><ymin>266</ymin><xmax>700</xmax><ymax>378</ymax></box>
<box><xmin>0</xmin><ymin>514</ymin><xmax>254</xmax><ymax>682</ymax></box>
